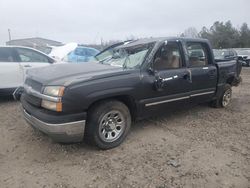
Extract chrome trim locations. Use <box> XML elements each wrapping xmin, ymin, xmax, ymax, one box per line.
<box><xmin>202</xmin><ymin>67</ymin><xmax>209</xmax><ymax>70</ymax></box>
<box><xmin>145</xmin><ymin>96</ymin><xmax>189</xmax><ymax>107</ymax></box>
<box><xmin>24</xmin><ymin>85</ymin><xmax>60</xmax><ymax>102</ymax></box>
<box><xmin>12</xmin><ymin>87</ymin><xmax>19</xmax><ymax>100</ymax></box>
<box><xmin>23</xmin><ymin>109</ymin><xmax>86</xmax><ymax>136</ymax></box>
<box><xmin>145</xmin><ymin>91</ymin><xmax>215</xmax><ymax>107</ymax></box>
<box><xmin>13</xmin><ymin>87</ymin><xmax>22</xmax><ymax>101</ymax></box>
<box><xmin>190</xmin><ymin>91</ymin><xmax>214</xmax><ymax>97</ymax></box>
<box><xmin>24</xmin><ymin>110</ymin><xmax>85</xmax><ymax>127</ymax></box>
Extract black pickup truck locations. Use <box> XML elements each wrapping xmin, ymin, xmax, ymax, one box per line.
<box><xmin>18</xmin><ymin>37</ymin><xmax>242</xmax><ymax>149</ymax></box>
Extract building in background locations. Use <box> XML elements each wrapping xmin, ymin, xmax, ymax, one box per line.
<box><xmin>6</xmin><ymin>37</ymin><xmax>63</xmax><ymax>54</ymax></box>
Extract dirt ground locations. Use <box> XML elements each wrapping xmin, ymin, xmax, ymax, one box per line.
<box><xmin>0</xmin><ymin>68</ymin><xmax>249</xmax><ymax>188</ymax></box>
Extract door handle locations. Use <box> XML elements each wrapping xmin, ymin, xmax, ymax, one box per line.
<box><xmin>24</xmin><ymin>65</ymin><xmax>32</xmax><ymax>68</ymax></box>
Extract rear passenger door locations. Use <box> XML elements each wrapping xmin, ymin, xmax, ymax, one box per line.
<box><xmin>0</xmin><ymin>47</ymin><xmax>22</xmax><ymax>89</ymax></box>
<box><xmin>186</xmin><ymin>42</ymin><xmax>217</xmax><ymax>102</ymax></box>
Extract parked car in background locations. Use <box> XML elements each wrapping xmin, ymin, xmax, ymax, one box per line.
<box><xmin>49</xmin><ymin>42</ymin><xmax>78</xmax><ymax>61</ymax></box>
<box><xmin>18</xmin><ymin>37</ymin><xmax>242</xmax><ymax>149</ymax></box>
<box><xmin>65</xmin><ymin>46</ymin><xmax>99</xmax><ymax>62</ymax></box>
<box><xmin>213</xmin><ymin>49</ymin><xmax>237</xmax><ymax>62</ymax></box>
<box><xmin>0</xmin><ymin>46</ymin><xmax>57</xmax><ymax>96</ymax></box>
<box><xmin>49</xmin><ymin>43</ymin><xmax>99</xmax><ymax>63</ymax></box>
<box><xmin>235</xmin><ymin>49</ymin><xmax>250</xmax><ymax>67</ymax></box>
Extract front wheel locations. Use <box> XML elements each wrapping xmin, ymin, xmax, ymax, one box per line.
<box><xmin>85</xmin><ymin>100</ymin><xmax>131</xmax><ymax>149</ymax></box>
<box><xmin>211</xmin><ymin>84</ymin><xmax>232</xmax><ymax>108</ymax></box>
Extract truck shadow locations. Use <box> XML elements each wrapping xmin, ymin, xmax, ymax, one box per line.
<box><xmin>50</xmin><ymin>103</ymin><xmax>211</xmax><ymax>152</ymax></box>
<box><xmin>131</xmin><ymin>102</ymin><xmax>211</xmax><ymax>132</ymax></box>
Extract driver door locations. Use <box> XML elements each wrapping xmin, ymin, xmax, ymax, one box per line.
<box><xmin>139</xmin><ymin>41</ymin><xmax>191</xmax><ymax>116</ymax></box>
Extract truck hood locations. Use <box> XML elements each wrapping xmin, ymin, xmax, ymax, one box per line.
<box><xmin>26</xmin><ymin>62</ymin><xmax>125</xmax><ymax>86</ymax></box>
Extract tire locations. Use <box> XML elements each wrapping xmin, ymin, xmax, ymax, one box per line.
<box><xmin>211</xmin><ymin>84</ymin><xmax>232</xmax><ymax>108</ymax></box>
<box><xmin>85</xmin><ymin>100</ymin><xmax>131</xmax><ymax>149</ymax></box>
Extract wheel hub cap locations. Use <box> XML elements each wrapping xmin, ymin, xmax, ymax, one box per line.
<box><xmin>222</xmin><ymin>89</ymin><xmax>232</xmax><ymax>107</ymax></box>
<box><xmin>99</xmin><ymin>110</ymin><xmax>125</xmax><ymax>142</ymax></box>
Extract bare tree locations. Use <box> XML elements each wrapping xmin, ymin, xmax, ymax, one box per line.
<box><xmin>181</xmin><ymin>27</ymin><xmax>199</xmax><ymax>38</ymax></box>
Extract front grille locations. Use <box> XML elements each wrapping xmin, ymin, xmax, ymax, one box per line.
<box><xmin>23</xmin><ymin>78</ymin><xmax>43</xmax><ymax>107</ymax></box>
<box><xmin>25</xmin><ymin>78</ymin><xmax>43</xmax><ymax>92</ymax></box>
<box><xmin>23</xmin><ymin>91</ymin><xmax>41</xmax><ymax>107</ymax></box>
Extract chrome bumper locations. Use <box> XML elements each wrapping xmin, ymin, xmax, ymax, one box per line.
<box><xmin>23</xmin><ymin>109</ymin><xmax>86</xmax><ymax>143</ymax></box>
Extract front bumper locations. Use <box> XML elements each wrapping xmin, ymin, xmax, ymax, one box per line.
<box><xmin>23</xmin><ymin>108</ymin><xmax>86</xmax><ymax>143</ymax></box>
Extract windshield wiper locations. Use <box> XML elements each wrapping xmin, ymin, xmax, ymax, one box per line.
<box><xmin>99</xmin><ymin>56</ymin><xmax>113</xmax><ymax>64</ymax></box>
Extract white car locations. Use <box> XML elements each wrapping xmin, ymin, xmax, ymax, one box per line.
<box><xmin>0</xmin><ymin>46</ymin><xmax>57</xmax><ymax>96</ymax></box>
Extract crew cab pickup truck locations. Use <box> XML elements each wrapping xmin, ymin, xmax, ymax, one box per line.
<box><xmin>18</xmin><ymin>37</ymin><xmax>242</xmax><ymax>149</ymax></box>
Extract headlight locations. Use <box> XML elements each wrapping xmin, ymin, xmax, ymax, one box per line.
<box><xmin>43</xmin><ymin>86</ymin><xmax>65</xmax><ymax>97</ymax></box>
<box><xmin>42</xmin><ymin>86</ymin><xmax>64</xmax><ymax>111</ymax></box>
<box><xmin>41</xmin><ymin>100</ymin><xmax>62</xmax><ymax>112</ymax></box>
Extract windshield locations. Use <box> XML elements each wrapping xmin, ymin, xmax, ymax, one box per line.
<box><xmin>98</xmin><ymin>43</ymin><xmax>153</xmax><ymax>69</ymax></box>
<box><xmin>95</xmin><ymin>41</ymin><xmax>133</xmax><ymax>62</ymax></box>
<box><xmin>95</xmin><ymin>49</ymin><xmax>113</xmax><ymax>62</ymax></box>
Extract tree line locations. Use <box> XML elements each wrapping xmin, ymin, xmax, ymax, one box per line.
<box><xmin>181</xmin><ymin>21</ymin><xmax>250</xmax><ymax>49</ymax></box>
<box><xmin>89</xmin><ymin>21</ymin><xmax>250</xmax><ymax>50</ymax></box>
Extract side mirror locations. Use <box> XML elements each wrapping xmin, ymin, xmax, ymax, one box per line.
<box><xmin>148</xmin><ymin>67</ymin><xmax>164</xmax><ymax>91</ymax></box>
<box><xmin>148</xmin><ymin>66</ymin><xmax>160</xmax><ymax>75</ymax></box>
<box><xmin>148</xmin><ymin>67</ymin><xmax>155</xmax><ymax>75</ymax></box>
<box><xmin>154</xmin><ymin>75</ymin><xmax>164</xmax><ymax>91</ymax></box>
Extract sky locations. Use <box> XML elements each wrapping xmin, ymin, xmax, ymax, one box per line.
<box><xmin>0</xmin><ymin>0</ymin><xmax>249</xmax><ymax>45</ymax></box>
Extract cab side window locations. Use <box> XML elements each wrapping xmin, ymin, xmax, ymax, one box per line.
<box><xmin>16</xmin><ymin>48</ymin><xmax>49</xmax><ymax>63</ymax></box>
<box><xmin>187</xmin><ymin>43</ymin><xmax>208</xmax><ymax>67</ymax></box>
<box><xmin>153</xmin><ymin>42</ymin><xmax>182</xmax><ymax>70</ymax></box>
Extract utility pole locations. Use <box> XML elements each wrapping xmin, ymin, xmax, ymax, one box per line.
<box><xmin>8</xmin><ymin>29</ymin><xmax>11</xmax><ymax>41</ymax></box>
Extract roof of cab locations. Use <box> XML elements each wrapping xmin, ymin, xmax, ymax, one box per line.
<box><xmin>120</xmin><ymin>37</ymin><xmax>209</xmax><ymax>48</ymax></box>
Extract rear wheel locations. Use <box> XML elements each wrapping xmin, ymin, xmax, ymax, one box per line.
<box><xmin>85</xmin><ymin>100</ymin><xmax>131</xmax><ymax>149</ymax></box>
<box><xmin>211</xmin><ymin>84</ymin><xmax>232</xmax><ymax>108</ymax></box>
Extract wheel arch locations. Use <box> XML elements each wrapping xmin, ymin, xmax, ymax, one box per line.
<box><xmin>226</xmin><ymin>76</ymin><xmax>235</xmax><ymax>86</ymax></box>
<box><xmin>87</xmin><ymin>95</ymin><xmax>138</xmax><ymax>121</ymax></box>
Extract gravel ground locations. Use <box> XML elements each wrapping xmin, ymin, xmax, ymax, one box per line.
<box><xmin>0</xmin><ymin>68</ymin><xmax>250</xmax><ymax>188</ymax></box>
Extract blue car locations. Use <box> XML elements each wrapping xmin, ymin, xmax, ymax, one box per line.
<box><xmin>66</xmin><ymin>46</ymin><xmax>99</xmax><ymax>63</ymax></box>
